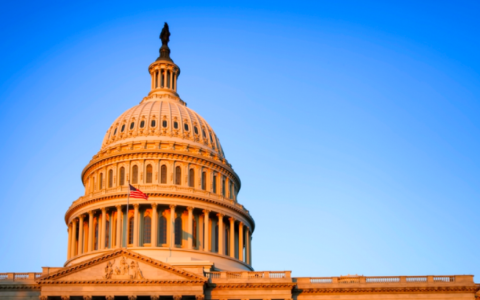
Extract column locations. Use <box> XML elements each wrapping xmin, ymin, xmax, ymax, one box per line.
<box><xmin>116</xmin><ymin>205</ymin><xmax>122</xmax><ymax>248</ymax></box>
<box><xmin>88</xmin><ymin>211</ymin><xmax>94</xmax><ymax>251</ymax></box>
<box><xmin>133</xmin><ymin>204</ymin><xmax>139</xmax><ymax>247</ymax></box>
<box><xmin>238</xmin><ymin>222</ymin><xmax>244</xmax><ymax>261</ymax></box>
<box><xmin>217</xmin><ymin>214</ymin><xmax>224</xmax><ymax>255</ymax></box>
<box><xmin>151</xmin><ymin>203</ymin><xmax>158</xmax><ymax>247</ymax></box>
<box><xmin>71</xmin><ymin>219</ymin><xmax>77</xmax><ymax>258</ymax></box>
<box><xmin>100</xmin><ymin>208</ymin><xmax>106</xmax><ymax>249</ymax></box>
<box><xmin>249</xmin><ymin>230</ymin><xmax>252</xmax><ymax>265</ymax></box>
<box><xmin>229</xmin><ymin>218</ymin><xmax>235</xmax><ymax>258</ymax></box>
<box><xmin>67</xmin><ymin>223</ymin><xmax>72</xmax><ymax>260</ymax></box>
<box><xmin>246</xmin><ymin>227</ymin><xmax>251</xmax><ymax>265</ymax></box>
<box><xmin>187</xmin><ymin>207</ymin><xmax>193</xmax><ymax>249</ymax></box>
<box><xmin>170</xmin><ymin>205</ymin><xmax>176</xmax><ymax>247</ymax></box>
<box><xmin>163</xmin><ymin>69</ymin><xmax>167</xmax><ymax>88</ymax></box>
<box><xmin>203</xmin><ymin>210</ymin><xmax>210</xmax><ymax>251</ymax></box>
<box><xmin>78</xmin><ymin>215</ymin><xmax>84</xmax><ymax>255</ymax></box>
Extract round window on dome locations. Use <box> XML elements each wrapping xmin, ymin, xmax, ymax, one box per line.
<box><xmin>184</xmin><ymin>123</ymin><xmax>189</xmax><ymax>131</ymax></box>
<box><xmin>162</xmin><ymin>120</ymin><xmax>167</xmax><ymax>128</ymax></box>
<box><xmin>114</xmin><ymin>128</ymin><xmax>117</xmax><ymax>135</ymax></box>
<box><xmin>121</xmin><ymin>125</ymin><xmax>125</xmax><ymax>132</ymax></box>
<box><xmin>130</xmin><ymin>122</ymin><xmax>135</xmax><ymax>130</ymax></box>
<box><xmin>151</xmin><ymin>120</ymin><xmax>156</xmax><ymax>127</ymax></box>
<box><xmin>140</xmin><ymin>120</ymin><xmax>145</xmax><ymax>128</ymax></box>
<box><xmin>202</xmin><ymin>129</ymin><xmax>206</xmax><ymax>138</ymax></box>
<box><xmin>194</xmin><ymin>126</ymin><xmax>198</xmax><ymax>135</ymax></box>
<box><xmin>174</xmin><ymin>121</ymin><xmax>178</xmax><ymax>129</ymax></box>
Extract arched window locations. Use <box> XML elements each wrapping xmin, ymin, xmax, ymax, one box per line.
<box><xmin>230</xmin><ymin>182</ymin><xmax>233</xmax><ymax>199</ymax></box>
<box><xmin>140</xmin><ymin>120</ymin><xmax>145</xmax><ymax>128</ymax></box>
<box><xmin>225</xmin><ymin>227</ymin><xmax>229</xmax><ymax>255</ymax></box>
<box><xmin>175</xmin><ymin>215</ymin><xmax>182</xmax><ymax>246</ymax></box>
<box><xmin>194</xmin><ymin>126</ymin><xmax>199</xmax><ymax>135</ymax></box>
<box><xmin>121</xmin><ymin>124</ymin><xmax>125</xmax><ymax>132</ymax></box>
<box><xmin>175</xmin><ymin>166</ymin><xmax>181</xmax><ymax>185</ymax></box>
<box><xmin>132</xmin><ymin>165</ymin><xmax>138</xmax><ymax>184</ymax></box>
<box><xmin>119</xmin><ymin>167</ymin><xmax>125</xmax><ymax>186</ymax></box>
<box><xmin>114</xmin><ymin>128</ymin><xmax>117</xmax><ymax>135</ymax></box>
<box><xmin>162</xmin><ymin>120</ymin><xmax>167</xmax><ymax>128</ymax></box>
<box><xmin>193</xmin><ymin>218</ymin><xmax>197</xmax><ymax>248</ymax></box>
<box><xmin>174</xmin><ymin>121</ymin><xmax>179</xmax><ymax>129</ymax></box>
<box><xmin>128</xmin><ymin>217</ymin><xmax>134</xmax><ymax>245</ymax></box>
<box><xmin>159</xmin><ymin>215</ymin><xmax>167</xmax><ymax>244</ymax></box>
<box><xmin>161</xmin><ymin>165</ymin><xmax>167</xmax><ymax>184</ymax></box>
<box><xmin>146</xmin><ymin>164</ymin><xmax>153</xmax><ymax>183</ymax></box>
<box><xmin>151</xmin><ymin>120</ymin><xmax>156</xmax><ymax>127</ymax></box>
<box><xmin>222</xmin><ymin>177</ymin><xmax>226</xmax><ymax>197</ymax></box>
<box><xmin>213</xmin><ymin>174</ymin><xmax>217</xmax><ymax>193</ymax></box>
<box><xmin>201</xmin><ymin>172</ymin><xmax>206</xmax><ymax>190</ymax></box>
<box><xmin>184</xmin><ymin>123</ymin><xmax>189</xmax><ymax>131</ymax></box>
<box><xmin>105</xmin><ymin>218</ymin><xmax>110</xmax><ymax>248</ymax></box>
<box><xmin>188</xmin><ymin>169</ymin><xmax>195</xmax><ymax>187</ymax></box>
<box><xmin>143</xmin><ymin>216</ymin><xmax>151</xmax><ymax>244</ymax></box>
<box><xmin>108</xmin><ymin>169</ymin><xmax>113</xmax><ymax>188</ymax></box>
<box><xmin>130</xmin><ymin>122</ymin><xmax>135</xmax><ymax>130</ymax></box>
<box><xmin>99</xmin><ymin>173</ymin><xmax>103</xmax><ymax>190</ymax></box>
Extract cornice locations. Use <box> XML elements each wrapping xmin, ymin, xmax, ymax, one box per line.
<box><xmin>38</xmin><ymin>279</ymin><xmax>205</xmax><ymax>286</ymax></box>
<box><xmin>295</xmin><ymin>286</ymin><xmax>479</xmax><ymax>294</ymax></box>
<box><xmin>0</xmin><ymin>284</ymin><xmax>40</xmax><ymax>291</ymax></box>
<box><xmin>208</xmin><ymin>283</ymin><xmax>296</xmax><ymax>290</ymax></box>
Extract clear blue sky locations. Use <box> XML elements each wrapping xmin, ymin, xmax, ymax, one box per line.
<box><xmin>1</xmin><ymin>1</ymin><xmax>479</xmax><ymax>277</ymax></box>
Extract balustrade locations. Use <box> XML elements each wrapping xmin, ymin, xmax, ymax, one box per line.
<box><xmin>302</xmin><ymin>275</ymin><xmax>468</xmax><ymax>285</ymax></box>
<box><xmin>0</xmin><ymin>273</ymin><xmax>41</xmax><ymax>281</ymax></box>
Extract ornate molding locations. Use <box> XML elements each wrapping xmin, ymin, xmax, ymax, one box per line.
<box><xmin>209</xmin><ymin>283</ymin><xmax>296</xmax><ymax>290</ymax></box>
<box><xmin>296</xmin><ymin>286</ymin><xmax>479</xmax><ymax>294</ymax></box>
<box><xmin>0</xmin><ymin>284</ymin><xmax>40</xmax><ymax>291</ymax></box>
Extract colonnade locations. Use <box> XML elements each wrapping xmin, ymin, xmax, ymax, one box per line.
<box><xmin>67</xmin><ymin>203</ymin><xmax>252</xmax><ymax>266</ymax></box>
<box><xmin>150</xmin><ymin>65</ymin><xmax>178</xmax><ymax>92</ymax></box>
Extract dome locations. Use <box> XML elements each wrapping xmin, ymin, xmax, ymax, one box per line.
<box><xmin>101</xmin><ymin>96</ymin><xmax>225</xmax><ymax>158</ymax></box>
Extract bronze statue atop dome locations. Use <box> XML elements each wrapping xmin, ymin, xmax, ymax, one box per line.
<box><xmin>157</xmin><ymin>22</ymin><xmax>172</xmax><ymax>62</ymax></box>
<box><xmin>160</xmin><ymin>22</ymin><xmax>170</xmax><ymax>46</ymax></box>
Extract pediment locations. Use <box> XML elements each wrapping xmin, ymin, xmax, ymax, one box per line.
<box><xmin>37</xmin><ymin>249</ymin><xmax>206</xmax><ymax>284</ymax></box>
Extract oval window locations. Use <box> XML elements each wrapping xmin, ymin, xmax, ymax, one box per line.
<box><xmin>202</xmin><ymin>129</ymin><xmax>206</xmax><ymax>138</ymax></box>
<box><xmin>209</xmin><ymin>134</ymin><xmax>213</xmax><ymax>143</ymax></box>
<box><xmin>121</xmin><ymin>124</ymin><xmax>125</xmax><ymax>132</ymax></box>
<box><xmin>174</xmin><ymin>121</ymin><xmax>178</xmax><ymax>129</ymax></box>
<box><xmin>184</xmin><ymin>123</ymin><xmax>189</xmax><ymax>131</ymax></box>
<box><xmin>114</xmin><ymin>128</ymin><xmax>117</xmax><ymax>135</ymax></box>
<box><xmin>194</xmin><ymin>126</ymin><xmax>198</xmax><ymax>134</ymax></box>
<box><xmin>140</xmin><ymin>120</ymin><xmax>145</xmax><ymax>128</ymax></box>
<box><xmin>162</xmin><ymin>120</ymin><xmax>167</xmax><ymax>128</ymax></box>
<box><xmin>130</xmin><ymin>122</ymin><xmax>135</xmax><ymax>130</ymax></box>
<box><xmin>151</xmin><ymin>120</ymin><xmax>156</xmax><ymax>127</ymax></box>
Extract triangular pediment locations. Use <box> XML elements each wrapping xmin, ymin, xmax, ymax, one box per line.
<box><xmin>37</xmin><ymin>249</ymin><xmax>206</xmax><ymax>284</ymax></box>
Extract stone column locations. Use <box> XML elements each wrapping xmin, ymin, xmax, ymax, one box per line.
<box><xmin>100</xmin><ymin>208</ymin><xmax>106</xmax><ymax>249</ymax></box>
<box><xmin>203</xmin><ymin>210</ymin><xmax>210</xmax><ymax>251</ymax></box>
<box><xmin>229</xmin><ymin>218</ymin><xmax>235</xmax><ymax>258</ymax></box>
<box><xmin>71</xmin><ymin>219</ymin><xmax>77</xmax><ymax>258</ymax></box>
<box><xmin>246</xmin><ymin>227</ymin><xmax>251</xmax><ymax>265</ymax></box>
<box><xmin>78</xmin><ymin>215</ymin><xmax>84</xmax><ymax>255</ymax></box>
<box><xmin>151</xmin><ymin>203</ymin><xmax>158</xmax><ymax>247</ymax></box>
<box><xmin>170</xmin><ymin>205</ymin><xmax>176</xmax><ymax>247</ymax></box>
<box><xmin>217</xmin><ymin>213</ymin><xmax>224</xmax><ymax>255</ymax></box>
<box><xmin>88</xmin><ymin>211</ymin><xmax>94</xmax><ymax>252</ymax></box>
<box><xmin>133</xmin><ymin>204</ymin><xmax>139</xmax><ymax>247</ymax></box>
<box><xmin>187</xmin><ymin>207</ymin><xmax>194</xmax><ymax>249</ymax></box>
<box><xmin>116</xmin><ymin>205</ymin><xmax>122</xmax><ymax>248</ymax></box>
<box><xmin>67</xmin><ymin>223</ymin><xmax>72</xmax><ymax>260</ymax></box>
<box><xmin>249</xmin><ymin>230</ymin><xmax>252</xmax><ymax>265</ymax></box>
<box><xmin>238</xmin><ymin>222</ymin><xmax>244</xmax><ymax>261</ymax></box>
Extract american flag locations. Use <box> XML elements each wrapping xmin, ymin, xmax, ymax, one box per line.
<box><xmin>129</xmin><ymin>184</ymin><xmax>148</xmax><ymax>200</ymax></box>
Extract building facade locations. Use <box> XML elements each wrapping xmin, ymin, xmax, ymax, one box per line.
<box><xmin>1</xmin><ymin>24</ymin><xmax>479</xmax><ymax>300</ymax></box>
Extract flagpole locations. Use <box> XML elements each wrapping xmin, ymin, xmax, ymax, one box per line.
<box><xmin>126</xmin><ymin>180</ymin><xmax>130</xmax><ymax>250</ymax></box>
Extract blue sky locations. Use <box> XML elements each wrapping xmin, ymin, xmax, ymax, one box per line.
<box><xmin>0</xmin><ymin>1</ymin><xmax>479</xmax><ymax>277</ymax></box>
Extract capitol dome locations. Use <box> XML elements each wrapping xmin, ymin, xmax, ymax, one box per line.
<box><xmin>64</xmin><ymin>23</ymin><xmax>253</xmax><ymax>272</ymax></box>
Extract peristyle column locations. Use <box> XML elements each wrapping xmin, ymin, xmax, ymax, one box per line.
<box><xmin>203</xmin><ymin>210</ymin><xmax>210</xmax><ymax>251</ymax></box>
<box><xmin>151</xmin><ymin>203</ymin><xmax>158</xmax><ymax>247</ymax></box>
<box><xmin>133</xmin><ymin>204</ymin><xmax>139</xmax><ymax>247</ymax></box>
<box><xmin>88</xmin><ymin>211</ymin><xmax>94</xmax><ymax>251</ymax></box>
<box><xmin>100</xmin><ymin>208</ymin><xmax>106</xmax><ymax>249</ymax></box>
<box><xmin>78</xmin><ymin>215</ymin><xmax>84</xmax><ymax>255</ymax></box>
<box><xmin>71</xmin><ymin>219</ymin><xmax>77</xmax><ymax>258</ymax></box>
<box><xmin>238</xmin><ymin>222</ymin><xmax>244</xmax><ymax>261</ymax></box>
<box><xmin>187</xmin><ymin>207</ymin><xmax>193</xmax><ymax>249</ymax></box>
<box><xmin>116</xmin><ymin>205</ymin><xmax>122</xmax><ymax>248</ymax></box>
<box><xmin>217</xmin><ymin>213</ymin><xmax>224</xmax><ymax>255</ymax></box>
<box><xmin>170</xmin><ymin>205</ymin><xmax>176</xmax><ymax>247</ymax></box>
<box><xmin>229</xmin><ymin>217</ymin><xmax>235</xmax><ymax>258</ymax></box>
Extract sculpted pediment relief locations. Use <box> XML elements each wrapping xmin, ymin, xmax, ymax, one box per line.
<box><xmin>37</xmin><ymin>249</ymin><xmax>206</xmax><ymax>284</ymax></box>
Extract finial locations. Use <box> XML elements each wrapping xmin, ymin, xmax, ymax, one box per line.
<box><xmin>157</xmin><ymin>22</ymin><xmax>172</xmax><ymax>62</ymax></box>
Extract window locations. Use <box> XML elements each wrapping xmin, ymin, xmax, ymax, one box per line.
<box><xmin>144</xmin><ymin>216</ymin><xmax>151</xmax><ymax>244</ymax></box>
<box><xmin>167</xmin><ymin>70</ymin><xmax>171</xmax><ymax>88</ymax></box>
<box><xmin>161</xmin><ymin>165</ymin><xmax>167</xmax><ymax>184</ymax></box>
<box><xmin>99</xmin><ymin>173</ymin><xmax>103</xmax><ymax>189</ymax></box>
<box><xmin>184</xmin><ymin>123</ymin><xmax>189</xmax><ymax>131</ymax></box>
<box><xmin>202</xmin><ymin>129</ymin><xmax>206</xmax><ymax>138</ymax></box>
<box><xmin>222</xmin><ymin>177</ymin><xmax>226</xmax><ymax>197</ymax></box>
<box><xmin>214</xmin><ymin>223</ymin><xmax>219</xmax><ymax>252</ymax></box>
<box><xmin>140</xmin><ymin>120</ymin><xmax>145</xmax><ymax>128</ymax></box>
<box><xmin>128</xmin><ymin>216</ymin><xmax>134</xmax><ymax>245</ymax></box>
<box><xmin>162</xmin><ymin>120</ymin><xmax>167</xmax><ymax>128</ymax></box>
<box><xmin>213</xmin><ymin>175</ymin><xmax>217</xmax><ymax>193</ymax></box>
<box><xmin>94</xmin><ymin>218</ymin><xmax>99</xmax><ymax>250</ymax></box>
<box><xmin>188</xmin><ymin>169</ymin><xmax>195</xmax><ymax>187</ymax></box>
<box><xmin>174</xmin><ymin>121</ymin><xmax>178</xmax><ymax>129</ymax></box>
<box><xmin>155</xmin><ymin>71</ymin><xmax>158</xmax><ymax>88</ymax></box>
<box><xmin>105</xmin><ymin>218</ymin><xmax>110</xmax><ymax>248</ymax></box>
<box><xmin>159</xmin><ymin>215</ymin><xmax>167</xmax><ymax>244</ymax></box>
<box><xmin>202</xmin><ymin>172</ymin><xmax>206</xmax><ymax>190</ymax></box>
<box><xmin>175</xmin><ymin>166</ymin><xmax>181</xmax><ymax>185</ymax></box>
<box><xmin>119</xmin><ymin>167</ymin><xmax>125</xmax><ymax>185</ymax></box>
<box><xmin>194</xmin><ymin>126</ymin><xmax>198</xmax><ymax>135</ymax></box>
<box><xmin>209</xmin><ymin>133</ymin><xmax>213</xmax><ymax>144</ymax></box>
<box><xmin>146</xmin><ymin>164</ymin><xmax>153</xmax><ymax>183</ymax></box>
<box><xmin>193</xmin><ymin>218</ymin><xmax>197</xmax><ymax>248</ymax></box>
<box><xmin>151</xmin><ymin>120</ymin><xmax>156</xmax><ymax>127</ymax></box>
<box><xmin>114</xmin><ymin>128</ymin><xmax>117</xmax><ymax>135</ymax></box>
<box><xmin>161</xmin><ymin>70</ymin><xmax>165</xmax><ymax>87</ymax></box>
<box><xmin>230</xmin><ymin>182</ymin><xmax>234</xmax><ymax>199</ymax></box>
<box><xmin>121</xmin><ymin>124</ymin><xmax>125</xmax><ymax>132</ymax></box>
<box><xmin>225</xmin><ymin>227</ymin><xmax>229</xmax><ymax>255</ymax></box>
<box><xmin>130</xmin><ymin>122</ymin><xmax>135</xmax><ymax>130</ymax></box>
<box><xmin>175</xmin><ymin>215</ymin><xmax>182</xmax><ymax>246</ymax></box>
<box><xmin>132</xmin><ymin>165</ymin><xmax>138</xmax><ymax>184</ymax></box>
<box><xmin>108</xmin><ymin>169</ymin><xmax>113</xmax><ymax>188</ymax></box>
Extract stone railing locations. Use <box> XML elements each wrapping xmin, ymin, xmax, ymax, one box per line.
<box><xmin>205</xmin><ymin>271</ymin><xmax>291</xmax><ymax>280</ymax></box>
<box><xmin>0</xmin><ymin>273</ymin><xmax>42</xmax><ymax>282</ymax></box>
<box><xmin>298</xmin><ymin>275</ymin><xmax>471</xmax><ymax>285</ymax></box>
